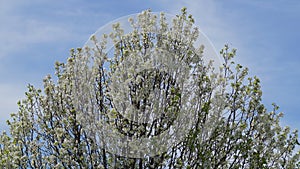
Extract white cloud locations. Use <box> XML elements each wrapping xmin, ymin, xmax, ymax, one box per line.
<box><xmin>167</xmin><ymin>0</ymin><xmax>238</xmax><ymax>50</ymax></box>
<box><xmin>0</xmin><ymin>1</ymin><xmax>77</xmax><ymax>59</ymax></box>
<box><xmin>0</xmin><ymin>17</ymin><xmax>73</xmax><ymax>59</ymax></box>
<box><xmin>0</xmin><ymin>83</ymin><xmax>26</xmax><ymax>131</ymax></box>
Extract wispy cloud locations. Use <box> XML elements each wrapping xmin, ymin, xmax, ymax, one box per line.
<box><xmin>0</xmin><ymin>5</ymin><xmax>74</xmax><ymax>59</ymax></box>
<box><xmin>168</xmin><ymin>0</ymin><xmax>237</xmax><ymax>50</ymax></box>
<box><xmin>0</xmin><ymin>19</ymin><xmax>73</xmax><ymax>58</ymax></box>
<box><xmin>0</xmin><ymin>83</ymin><xmax>26</xmax><ymax>131</ymax></box>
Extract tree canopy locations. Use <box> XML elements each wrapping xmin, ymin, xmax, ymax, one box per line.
<box><xmin>0</xmin><ymin>8</ymin><xmax>299</xmax><ymax>169</ymax></box>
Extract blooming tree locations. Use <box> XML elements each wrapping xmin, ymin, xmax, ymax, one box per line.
<box><xmin>0</xmin><ymin>8</ymin><xmax>299</xmax><ymax>169</ymax></box>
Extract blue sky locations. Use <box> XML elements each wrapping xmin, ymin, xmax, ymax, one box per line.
<box><xmin>0</xmin><ymin>0</ymin><xmax>299</xmax><ymax>137</ymax></box>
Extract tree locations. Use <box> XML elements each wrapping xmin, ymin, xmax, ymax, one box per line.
<box><xmin>0</xmin><ymin>8</ymin><xmax>299</xmax><ymax>169</ymax></box>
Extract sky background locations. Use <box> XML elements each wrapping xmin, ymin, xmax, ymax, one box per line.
<box><xmin>0</xmin><ymin>0</ymin><xmax>299</xmax><ymax>139</ymax></box>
